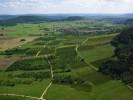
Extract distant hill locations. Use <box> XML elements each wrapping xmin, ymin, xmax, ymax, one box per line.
<box><xmin>124</xmin><ymin>19</ymin><xmax>133</xmax><ymax>24</ymax></box>
<box><xmin>0</xmin><ymin>14</ymin><xmax>133</xmax><ymax>26</ymax></box>
<box><xmin>0</xmin><ymin>15</ymin><xmax>49</xmax><ymax>26</ymax></box>
<box><xmin>0</xmin><ymin>15</ymin><xmax>85</xmax><ymax>26</ymax></box>
<box><xmin>123</xmin><ymin>14</ymin><xmax>133</xmax><ymax>18</ymax></box>
<box><xmin>0</xmin><ymin>15</ymin><xmax>18</xmax><ymax>20</ymax></box>
<box><xmin>63</xmin><ymin>16</ymin><xmax>85</xmax><ymax>21</ymax></box>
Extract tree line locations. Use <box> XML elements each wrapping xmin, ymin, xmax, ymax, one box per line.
<box><xmin>99</xmin><ymin>27</ymin><xmax>133</xmax><ymax>84</ymax></box>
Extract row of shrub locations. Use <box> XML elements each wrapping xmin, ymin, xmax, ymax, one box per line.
<box><xmin>53</xmin><ymin>74</ymin><xmax>84</xmax><ymax>85</ymax></box>
<box><xmin>53</xmin><ymin>74</ymin><xmax>93</xmax><ymax>92</ymax></box>
<box><xmin>0</xmin><ymin>79</ymin><xmax>34</xmax><ymax>87</ymax></box>
<box><xmin>6</xmin><ymin>57</ymin><xmax>50</xmax><ymax>71</ymax></box>
<box><xmin>35</xmin><ymin>36</ymin><xmax>56</xmax><ymax>42</ymax></box>
<box><xmin>1</xmin><ymin>46</ymin><xmax>54</xmax><ymax>56</ymax></box>
<box><xmin>49</xmin><ymin>45</ymin><xmax>88</xmax><ymax>70</ymax></box>
<box><xmin>15</xmin><ymin>71</ymin><xmax>51</xmax><ymax>79</ymax></box>
<box><xmin>56</xmin><ymin>46</ymin><xmax>77</xmax><ymax>57</ymax></box>
<box><xmin>1</xmin><ymin>48</ymin><xmax>29</xmax><ymax>56</ymax></box>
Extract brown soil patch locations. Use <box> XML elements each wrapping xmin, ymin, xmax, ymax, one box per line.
<box><xmin>0</xmin><ymin>57</ymin><xmax>19</xmax><ymax>70</ymax></box>
<box><xmin>0</xmin><ymin>36</ymin><xmax>37</xmax><ymax>51</ymax></box>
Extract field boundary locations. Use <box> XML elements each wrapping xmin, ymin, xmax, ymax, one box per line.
<box><xmin>40</xmin><ymin>60</ymin><xmax>54</xmax><ymax>99</ymax></box>
<box><xmin>78</xmin><ymin>36</ymin><xmax>133</xmax><ymax>93</ymax></box>
<box><xmin>76</xmin><ymin>37</ymin><xmax>98</xmax><ymax>71</ymax></box>
<box><xmin>0</xmin><ymin>93</ymin><xmax>46</xmax><ymax>100</ymax></box>
<box><xmin>0</xmin><ymin>47</ymin><xmax>49</xmax><ymax>100</ymax></box>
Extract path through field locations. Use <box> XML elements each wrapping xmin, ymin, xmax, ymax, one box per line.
<box><xmin>76</xmin><ymin>37</ymin><xmax>98</xmax><ymax>71</ymax></box>
<box><xmin>36</xmin><ymin>50</ymin><xmax>41</xmax><ymax>57</ymax></box>
<box><xmin>0</xmin><ymin>44</ymin><xmax>52</xmax><ymax>100</ymax></box>
<box><xmin>40</xmin><ymin>60</ymin><xmax>54</xmax><ymax>100</ymax></box>
<box><xmin>1</xmin><ymin>34</ymin><xmax>131</xmax><ymax>100</ymax></box>
<box><xmin>77</xmin><ymin>36</ymin><xmax>133</xmax><ymax>93</ymax></box>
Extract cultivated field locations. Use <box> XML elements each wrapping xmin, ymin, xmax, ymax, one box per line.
<box><xmin>0</xmin><ymin>20</ymin><xmax>132</xmax><ymax>100</ymax></box>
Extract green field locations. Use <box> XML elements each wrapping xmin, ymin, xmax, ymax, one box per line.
<box><xmin>0</xmin><ymin>79</ymin><xmax>50</xmax><ymax>97</ymax></box>
<box><xmin>79</xmin><ymin>44</ymin><xmax>114</xmax><ymax>63</ymax></box>
<box><xmin>0</xmin><ymin>20</ymin><xmax>132</xmax><ymax>100</ymax></box>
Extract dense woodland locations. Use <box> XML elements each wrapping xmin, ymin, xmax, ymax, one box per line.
<box><xmin>100</xmin><ymin>27</ymin><xmax>133</xmax><ymax>84</ymax></box>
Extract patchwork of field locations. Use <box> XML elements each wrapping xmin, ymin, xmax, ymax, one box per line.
<box><xmin>0</xmin><ymin>21</ymin><xmax>132</xmax><ymax>100</ymax></box>
<box><xmin>0</xmin><ymin>24</ymin><xmax>41</xmax><ymax>36</ymax></box>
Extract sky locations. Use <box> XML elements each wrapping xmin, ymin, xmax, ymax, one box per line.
<box><xmin>0</xmin><ymin>0</ymin><xmax>132</xmax><ymax>14</ymax></box>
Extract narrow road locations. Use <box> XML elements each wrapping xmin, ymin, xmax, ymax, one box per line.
<box><xmin>0</xmin><ymin>47</ymin><xmax>47</xmax><ymax>100</ymax></box>
<box><xmin>81</xmin><ymin>37</ymin><xmax>89</xmax><ymax>45</ymax></box>
<box><xmin>39</xmin><ymin>42</ymin><xmax>54</xmax><ymax>100</ymax></box>
<box><xmin>36</xmin><ymin>44</ymin><xmax>46</xmax><ymax>57</ymax></box>
<box><xmin>78</xmin><ymin>36</ymin><xmax>133</xmax><ymax>92</ymax></box>
<box><xmin>48</xmin><ymin>60</ymin><xmax>54</xmax><ymax>79</ymax></box>
<box><xmin>76</xmin><ymin>37</ymin><xmax>98</xmax><ymax>71</ymax></box>
<box><xmin>36</xmin><ymin>50</ymin><xmax>41</xmax><ymax>57</ymax></box>
<box><xmin>40</xmin><ymin>82</ymin><xmax>52</xmax><ymax>99</ymax></box>
<box><xmin>40</xmin><ymin>60</ymin><xmax>54</xmax><ymax>100</ymax></box>
<box><xmin>83</xmin><ymin>36</ymin><xmax>133</xmax><ymax>92</ymax></box>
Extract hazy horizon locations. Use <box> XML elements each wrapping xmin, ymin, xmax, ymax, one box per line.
<box><xmin>0</xmin><ymin>13</ymin><xmax>133</xmax><ymax>16</ymax></box>
<box><xmin>0</xmin><ymin>0</ymin><xmax>132</xmax><ymax>15</ymax></box>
